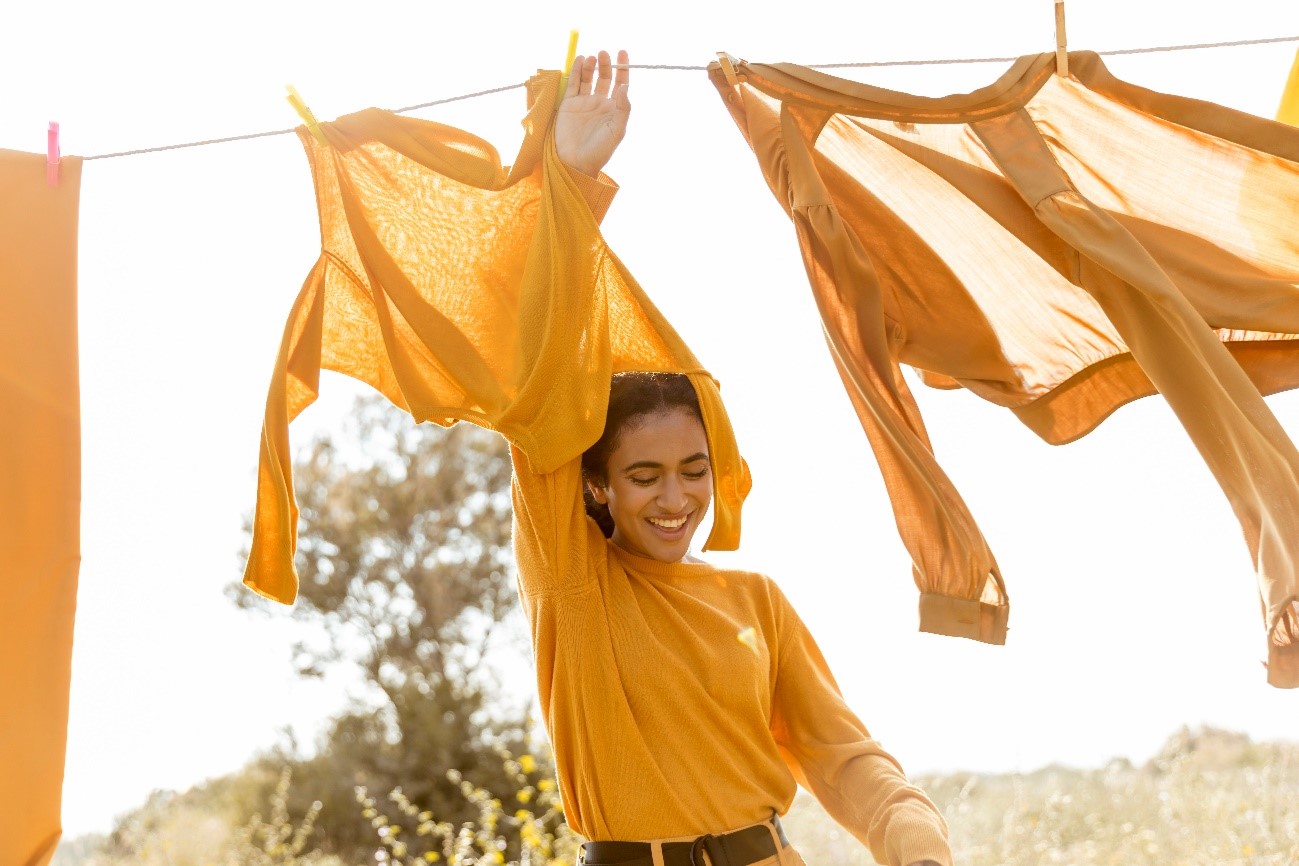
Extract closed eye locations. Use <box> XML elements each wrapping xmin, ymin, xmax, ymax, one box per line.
<box><xmin>629</xmin><ymin>475</ymin><xmax>658</xmax><ymax>487</ymax></box>
<box><xmin>683</xmin><ymin>468</ymin><xmax>709</xmax><ymax>480</ymax></box>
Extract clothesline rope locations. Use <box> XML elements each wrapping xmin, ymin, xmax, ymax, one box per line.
<box><xmin>80</xmin><ymin>33</ymin><xmax>1299</xmax><ymax>162</ymax></box>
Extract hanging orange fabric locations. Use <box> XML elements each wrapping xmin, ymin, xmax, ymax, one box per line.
<box><xmin>244</xmin><ymin>71</ymin><xmax>750</xmax><ymax>605</ymax></box>
<box><xmin>0</xmin><ymin>148</ymin><xmax>83</xmax><ymax>866</ymax></box>
<box><xmin>1279</xmin><ymin>46</ymin><xmax>1299</xmax><ymax>126</ymax></box>
<box><xmin>710</xmin><ymin>51</ymin><xmax>1299</xmax><ymax>687</ymax></box>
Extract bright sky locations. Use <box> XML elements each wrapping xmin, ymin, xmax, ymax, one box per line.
<box><xmin>3</xmin><ymin>0</ymin><xmax>1297</xmax><ymax>841</ymax></box>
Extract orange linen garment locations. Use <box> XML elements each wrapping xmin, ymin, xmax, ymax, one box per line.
<box><xmin>1280</xmin><ymin>47</ymin><xmax>1299</xmax><ymax>127</ymax></box>
<box><xmin>710</xmin><ymin>51</ymin><xmax>1299</xmax><ymax>687</ymax></box>
<box><xmin>243</xmin><ymin>71</ymin><xmax>750</xmax><ymax>605</ymax></box>
<box><xmin>0</xmin><ymin>149</ymin><xmax>83</xmax><ymax>866</ymax></box>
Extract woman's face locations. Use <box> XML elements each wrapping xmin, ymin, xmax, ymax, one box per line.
<box><xmin>589</xmin><ymin>408</ymin><xmax>712</xmax><ymax>562</ymax></box>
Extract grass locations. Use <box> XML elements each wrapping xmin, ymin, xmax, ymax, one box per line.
<box><xmin>57</xmin><ymin>726</ymin><xmax>1299</xmax><ymax>866</ymax></box>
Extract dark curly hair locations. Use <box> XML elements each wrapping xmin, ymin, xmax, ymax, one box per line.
<box><xmin>580</xmin><ymin>372</ymin><xmax>704</xmax><ymax>538</ymax></box>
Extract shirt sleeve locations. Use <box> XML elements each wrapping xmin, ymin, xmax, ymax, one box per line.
<box><xmin>770</xmin><ymin>602</ymin><xmax>953</xmax><ymax>866</ymax></box>
<box><xmin>708</xmin><ymin>68</ymin><xmax>1009</xmax><ymax>646</ymax></box>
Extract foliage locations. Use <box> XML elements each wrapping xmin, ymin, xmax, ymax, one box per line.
<box><xmin>224</xmin><ymin>769</ymin><xmax>343</xmax><ymax>866</ymax></box>
<box><xmin>355</xmin><ymin>745</ymin><xmax>580</xmax><ymax>866</ymax></box>
<box><xmin>57</xmin><ymin>726</ymin><xmax>1299</xmax><ymax>866</ymax></box>
<box><xmin>226</xmin><ymin>395</ymin><xmax>532</xmax><ymax>860</ymax></box>
<box><xmin>783</xmin><ymin>726</ymin><xmax>1299</xmax><ymax>866</ymax></box>
<box><xmin>231</xmin><ymin>395</ymin><xmax>519</xmax><ymax>700</ymax></box>
<box><xmin>73</xmin><ymin>768</ymin><xmax>343</xmax><ymax>866</ymax></box>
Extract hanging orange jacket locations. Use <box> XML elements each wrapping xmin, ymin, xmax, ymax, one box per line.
<box><xmin>710</xmin><ymin>51</ymin><xmax>1299</xmax><ymax>687</ymax></box>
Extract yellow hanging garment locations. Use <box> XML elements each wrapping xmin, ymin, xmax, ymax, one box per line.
<box><xmin>1279</xmin><ymin>47</ymin><xmax>1299</xmax><ymax>126</ymax></box>
<box><xmin>0</xmin><ymin>148</ymin><xmax>83</xmax><ymax>866</ymax></box>
<box><xmin>244</xmin><ymin>71</ymin><xmax>750</xmax><ymax>604</ymax></box>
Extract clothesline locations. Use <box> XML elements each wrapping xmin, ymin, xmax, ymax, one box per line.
<box><xmin>80</xmin><ymin>33</ymin><xmax>1299</xmax><ymax>162</ymax></box>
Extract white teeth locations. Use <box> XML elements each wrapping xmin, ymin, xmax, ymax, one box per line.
<box><xmin>648</xmin><ymin>515</ymin><xmax>688</xmax><ymax>529</ymax></box>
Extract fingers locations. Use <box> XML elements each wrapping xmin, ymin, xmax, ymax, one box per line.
<box><xmin>594</xmin><ymin>50</ymin><xmax>613</xmax><ymax>98</ymax></box>
<box><xmin>614</xmin><ymin>49</ymin><xmax>630</xmax><ymax>109</ymax></box>
<box><xmin>565</xmin><ymin>54</ymin><xmax>583</xmax><ymax>99</ymax></box>
<box><xmin>567</xmin><ymin>50</ymin><xmax>629</xmax><ymax>103</ymax></box>
<box><xmin>614</xmin><ymin>50</ymin><xmax>630</xmax><ymax>89</ymax></box>
<box><xmin>580</xmin><ymin>54</ymin><xmax>598</xmax><ymax>96</ymax></box>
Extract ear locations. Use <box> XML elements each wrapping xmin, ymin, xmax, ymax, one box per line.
<box><xmin>586</xmin><ymin>479</ymin><xmax>609</xmax><ymax>505</ymax></box>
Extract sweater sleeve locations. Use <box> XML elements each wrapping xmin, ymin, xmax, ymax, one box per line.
<box><xmin>506</xmin><ymin>166</ymin><xmax>617</xmax><ymax>597</ymax></box>
<box><xmin>770</xmin><ymin>603</ymin><xmax>952</xmax><ymax>866</ymax></box>
<box><xmin>510</xmin><ymin>445</ymin><xmax>602</xmax><ymax>597</ymax></box>
<box><xmin>564</xmin><ymin>166</ymin><xmax>619</xmax><ymax>224</ymax></box>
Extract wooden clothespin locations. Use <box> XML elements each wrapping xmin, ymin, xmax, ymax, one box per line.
<box><xmin>285</xmin><ymin>85</ymin><xmax>329</xmax><ymax>147</ymax></box>
<box><xmin>46</xmin><ymin>122</ymin><xmax>60</xmax><ymax>187</ymax></box>
<box><xmin>1054</xmin><ymin>0</ymin><xmax>1069</xmax><ymax>78</ymax></box>
<box><xmin>716</xmin><ymin>52</ymin><xmax>740</xmax><ymax>86</ymax></box>
<box><xmin>558</xmin><ymin>30</ymin><xmax>580</xmax><ymax>100</ymax></box>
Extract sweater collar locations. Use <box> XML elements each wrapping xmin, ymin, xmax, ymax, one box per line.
<box><xmin>609</xmin><ymin>539</ymin><xmax>717</xmax><ymax>578</ymax></box>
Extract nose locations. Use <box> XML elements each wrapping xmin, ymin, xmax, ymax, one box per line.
<box><xmin>656</xmin><ymin>474</ymin><xmax>688</xmax><ymax>513</ymax></box>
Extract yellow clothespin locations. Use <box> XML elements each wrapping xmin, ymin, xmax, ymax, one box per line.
<box><xmin>1054</xmin><ymin>0</ymin><xmax>1069</xmax><ymax>78</ymax></box>
<box><xmin>716</xmin><ymin>52</ymin><xmax>740</xmax><ymax>86</ymax></box>
<box><xmin>285</xmin><ymin>85</ymin><xmax>328</xmax><ymax>147</ymax></box>
<box><xmin>558</xmin><ymin>30</ymin><xmax>580</xmax><ymax>99</ymax></box>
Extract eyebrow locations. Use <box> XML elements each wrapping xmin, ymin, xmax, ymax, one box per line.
<box><xmin>621</xmin><ymin>452</ymin><xmax>710</xmax><ymax>473</ymax></box>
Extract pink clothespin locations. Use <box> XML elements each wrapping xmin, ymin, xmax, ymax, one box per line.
<box><xmin>47</xmin><ymin>122</ymin><xmax>60</xmax><ymax>187</ymax></box>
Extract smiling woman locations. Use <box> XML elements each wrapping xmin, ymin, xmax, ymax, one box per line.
<box><xmin>580</xmin><ymin>372</ymin><xmax>713</xmax><ymax>561</ymax></box>
<box><xmin>502</xmin><ymin>51</ymin><xmax>952</xmax><ymax>866</ymax></box>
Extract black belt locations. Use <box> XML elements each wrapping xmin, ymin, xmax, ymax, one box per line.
<box><xmin>580</xmin><ymin>815</ymin><xmax>790</xmax><ymax>866</ymax></box>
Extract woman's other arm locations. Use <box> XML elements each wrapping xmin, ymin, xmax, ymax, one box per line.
<box><xmin>770</xmin><ymin>600</ymin><xmax>953</xmax><ymax>866</ymax></box>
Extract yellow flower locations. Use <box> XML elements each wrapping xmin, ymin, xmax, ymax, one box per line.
<box><xmin>517</xmin><ymin>789</ymin><xmax>533</xmax><ymax>803</ymax></box>
<box><xmin>537</xmin><ymin>779</ymin><xmax>555</xmax><ymax>792</ymax></box>
<box><xmin>519</xmin><ymin>755</ymin><xmax>537</xmax><ymax>774</ymax></box>
<box><xmin>423</xmin><ymin>852</ymin><xmax>441</xmax><ymax>862</ymax></box>
<box><xmin>515</xmin><ymin>809</ymin><xmax>531</xmax><ymax>820</ymax></box>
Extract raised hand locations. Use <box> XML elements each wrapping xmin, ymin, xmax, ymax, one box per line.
<box><xmin>554</xmin><ymin>50</ymin><xmax>631</xmax><ymax>178</ymax></box>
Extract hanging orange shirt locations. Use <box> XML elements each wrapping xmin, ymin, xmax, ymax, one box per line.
<box><xmin>710</xmin><ymin>50</ymin><xmax>1299</xmax><ymax>688</ymax></box>
<box><xmin>243</xmin><ymin>72</ymin><xmax>749</xmax><ymax>606</ymax></box>
<box><xmin>0</xmin><ymin>148</ymin><xmax>83</xmax><ymax>866</ymax></box>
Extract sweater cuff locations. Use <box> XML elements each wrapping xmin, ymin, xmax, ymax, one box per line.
<box><xmin>918</xmin><ymin>591</ymin><xmax>1008</xmax><ymax>645</ymax></box>
<box><xmin>1268</xmin><ymin>639</ymin><xmax>1299</xmax><ymax>688</ymax></box>
<box><xmin>564</xmin><ymin>165</ymin><xmax>620</xmax><ymax>224</ymax></box>
<box><xmin>884</xmin><ymin>805</ymin><xmax>954</xmax><ymax>866</ymax></box>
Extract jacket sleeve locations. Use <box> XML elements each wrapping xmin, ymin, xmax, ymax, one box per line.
<box><xmin>770</xmin><ymin>601</ymin><xmax>952</xmax><ymax>866</ymax></box>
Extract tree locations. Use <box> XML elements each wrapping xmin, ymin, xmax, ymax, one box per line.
<box><xmin>230</xmin><ymin>395</ymin><xmax>535</xmax><ymax>860</ymax></box>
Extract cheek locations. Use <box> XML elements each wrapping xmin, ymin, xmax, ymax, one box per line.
<box><xmin>608</xmin><ymin>482</ymin><xmax>653</xmax><ymax>516</ymax></box>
